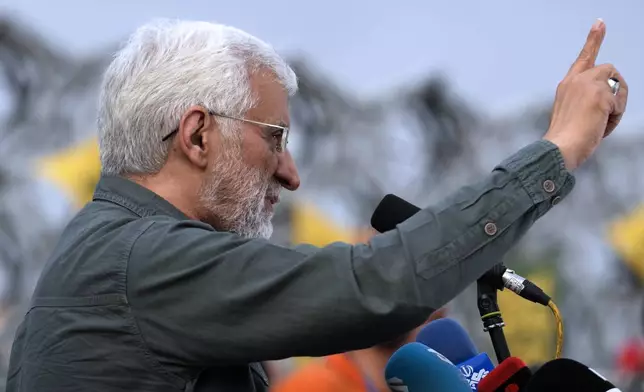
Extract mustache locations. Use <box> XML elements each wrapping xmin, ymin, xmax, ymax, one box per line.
<box><xmin>265</xmin><ymin>181</ymin><xmax>281</xmax><ymax>198</ymax></box>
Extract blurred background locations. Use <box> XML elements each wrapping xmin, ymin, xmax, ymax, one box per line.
<box><xmin>0</xmin><ymin>0</ymin><xmax>642</xmax><ymax>390</ymax></box>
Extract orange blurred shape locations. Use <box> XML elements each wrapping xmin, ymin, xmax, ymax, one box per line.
<box><xmin>353</xmin><ymin>227</ymin><xmax>378</xmax><ymax>243</ymax></box>
<box><xmin>428</xmin><ymin>307</ymin><xmax>448</xmax><ymax>322</ymax></box>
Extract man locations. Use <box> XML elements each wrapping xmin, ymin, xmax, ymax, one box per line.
<box><xmin>271</xmin><ymin>308</ymin><xmax>448</xmax><ymax>392</ymax></box>
<box><xmin>6</xmin><ymin>18</ymin><xmax>627</xmax><ymax>392</ymax></box>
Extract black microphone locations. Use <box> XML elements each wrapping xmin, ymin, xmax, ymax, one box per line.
<box><xmin>371</xmin><ymin>194</ymin><xmax>421</xmax><ymax>234</ymax></box>
<box><xmin>370</xmin><ymin>194</ymin><xmax>550</xmax><ymax>306</ymax></box>
<box><xmin>525</xmin><ymin>358</ymin><xmax>622</xmax><ymax>391</ymax></box>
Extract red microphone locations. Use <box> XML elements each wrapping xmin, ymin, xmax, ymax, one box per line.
<box><xmin>477</xmin><ymin>357</ymin><xmax>532</xmax><ymax>392</ymax></box>
<box><xmin>617</xmin><ymin>338</ymin><xmax>644</xmax><ymax>374</ymax></box>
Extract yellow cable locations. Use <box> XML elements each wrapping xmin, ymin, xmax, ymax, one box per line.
<box><xmin>548</xmin><ymin>300</ymin><xmax>564</xmax><ymax>359</ymax></box>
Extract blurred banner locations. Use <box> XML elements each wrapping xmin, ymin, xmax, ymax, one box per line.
<box><xmin>38</xmin><ymin>138</ymin><xmax>101</xmax><ymax>207</ymax></box>
<box><xmin>608</xmin><ymin>204</ymin><xmax>644</xmax><ymax>284</ymax></box>
<box><xmin>497</xmin><ymin>268</ymin><xmax>557</xmax><ymax>365</ymax></box>
<box><xmin>291</xmin><ymin>202</ymin><xmax>358</xmax><ymax>246</ymax></box>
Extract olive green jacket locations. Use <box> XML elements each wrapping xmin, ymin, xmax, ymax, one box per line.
<box><xmin>6</xmin><ymin>140</ymin><xmax>573</xmax><ymax>391</ymax></box>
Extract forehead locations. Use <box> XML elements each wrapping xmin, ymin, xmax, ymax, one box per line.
<box><xmin>247</xmin><ymin>70</ymin><xmax>290</xmax><ymax>125</ymax></box>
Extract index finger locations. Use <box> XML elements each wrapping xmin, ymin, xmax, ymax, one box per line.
<box><xmin>567</xmin><ymin>19</ymin><xmax>606</xmax><ymax>76</ymax></box>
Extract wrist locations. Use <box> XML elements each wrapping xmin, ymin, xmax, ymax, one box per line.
<box><xmin>542</xmin><ymin>135</ymin><xmax>577</xmax><ymax>171</ymax></box>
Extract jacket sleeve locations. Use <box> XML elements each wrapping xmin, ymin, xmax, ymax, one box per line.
<box><xmin>126</xmin><ymin>140</ymin><xmax>574</xmax><ymax>366</ymax></box>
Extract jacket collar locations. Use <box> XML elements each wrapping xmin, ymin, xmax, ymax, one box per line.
<box><xmin>92</xmin><ymin>175</ymin><xmax>190</xmax><ymax>221</ymax></box>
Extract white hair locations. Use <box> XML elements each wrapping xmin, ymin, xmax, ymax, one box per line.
<box><xmin>97</xmin><ymin>19</ymin><xmax>298</xmax><ymax>176</ymax></box>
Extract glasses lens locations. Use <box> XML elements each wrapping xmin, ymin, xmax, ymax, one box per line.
<box><xmin>281</xmin><ymin>128</ymin><xmax>289</xmax><ymax>152</ymax></box>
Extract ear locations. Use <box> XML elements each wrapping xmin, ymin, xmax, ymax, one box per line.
<box><xmin>176</xmin><ymin>106</ymin><xmax>218</xmax><ymax>170</ymax></box>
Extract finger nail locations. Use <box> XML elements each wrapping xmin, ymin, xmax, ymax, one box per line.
<box><xmin>593</xmin><ymin>18</ymin><xmax>604</xmax><ymax>29</ymax></box>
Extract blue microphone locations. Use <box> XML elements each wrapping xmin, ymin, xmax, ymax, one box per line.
<box><xmin>458</xmin><ymin>354</ymin><xmax>496</xmax><ymax>390</ymax></box>
<box><xmin>416</xmin><ymin>318</ymin><xmax>479</xmax><ymax>364</ymax></box>
<box><xmin>385</xmin><ymin>342</ymin><xmax>472</xmax><ymax>392</ymax></box>
<box><xmin>416</xmin><ymin>318</ymin><xmax>495</xmax><ymax>390</ymax></box>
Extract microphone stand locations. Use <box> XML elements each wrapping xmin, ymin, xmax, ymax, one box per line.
<box><xmin>477</xmin><ymin>266</ymin><xmax>511</xmax><ymax>364</ymax></box>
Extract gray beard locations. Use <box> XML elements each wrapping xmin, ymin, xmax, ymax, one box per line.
<box><xmin>197</xmin><ymin>143</ymin><xmax>278</xmax><ymax>239</ymax></box>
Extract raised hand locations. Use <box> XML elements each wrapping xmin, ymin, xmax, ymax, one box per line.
<box><xmin>544</xmin><ymin>19</ymin><xmax>628</xmax><ymax>171</ymax></box>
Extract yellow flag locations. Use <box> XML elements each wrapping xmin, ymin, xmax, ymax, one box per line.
<box><xmin>497</xmin><ymin>269</ymin><xmax>556</xmax><ymax>364</ymax></box>
<box><xmin>38</xmin><ymin>138</ymin><xmax>101</xmax><ymax>207</ymax></box>
<box><xmin>291</xmin><ymin>202</ymin><xmax>359</xmax><ymax>246</ymax></box>
<box><xmin>608</xmin><ymin>204</ymin><xmax>644</xmax><ymax>283</ymax></box>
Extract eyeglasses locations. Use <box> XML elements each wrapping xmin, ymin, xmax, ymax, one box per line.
<box><xmin>161</xmin><ymin>112</ymin><xmax>290</xmax><ymax>153</ymax></box>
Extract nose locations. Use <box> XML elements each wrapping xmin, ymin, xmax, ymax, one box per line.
<box><xmin>274</xmin><ymin>150</ymin><xmax>300</xmax><ymax>191</ymax></box>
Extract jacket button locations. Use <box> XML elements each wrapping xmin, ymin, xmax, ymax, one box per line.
<box><xmin>551</xmin><ymin>196</ymin><xmax>562</xmax><ymax>206</ymax></box>
<box><xmin>543</xmin><ymin>180</ymin><xmax>556</xmax><ymax>193</ymax></box>
<box><xmin>484</xmin><ymin>222</ymin><xmax>498</xmax><ymax>236</ymax></box>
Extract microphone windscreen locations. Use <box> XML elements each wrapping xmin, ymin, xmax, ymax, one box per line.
<box><xmin>385</xmin><ymin>342</ymin><xmax>472</xmax><ymax>392</ymax></box>
<box><xmin>477</xmin><ymin>357</ymin><xmax>532</xmax><ymax>392</ymax></box>
<box><xmin>415</xmin><ymin>318</ymin><xmax>479</xmax><ymax>365</ymax></box>
<box><xmin>370</xmin><ymin>194</ymin><xmax>420</xmax><ymax>233</ymax></box>
<box><xmin>617</xmin><ymin>339</ymin><xmax>644</xmax><ymax>374</ymax></box>
<box><xmin>525</xmin><ymin>358</ymin><xmax>621</xmax><ymax>392</ymax></box>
